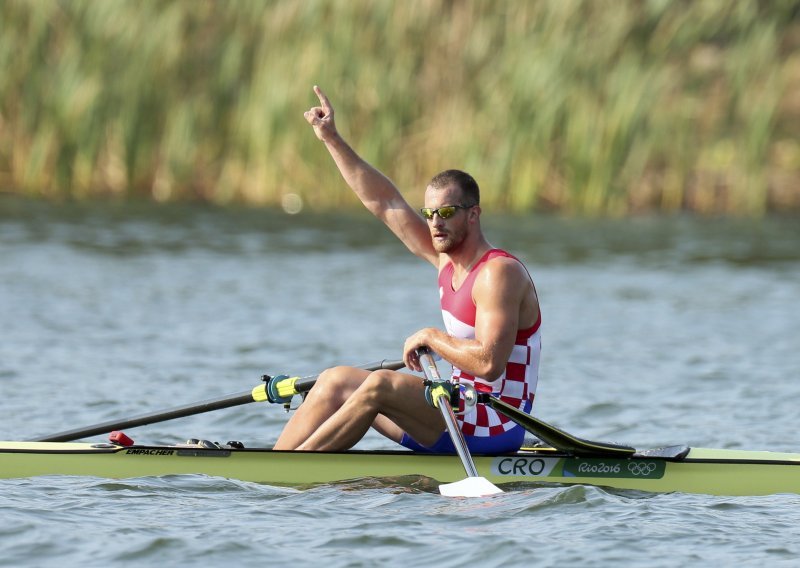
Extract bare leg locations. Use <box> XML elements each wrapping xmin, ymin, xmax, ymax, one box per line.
<box><xmin>273</xmin><ymin>366</ymin><xmax>370</xmax><ymax>450</ymax></box>
<box><xmin>296</xmin><ymin>369</ymin><xmax>445</xmax><ymax>451</ymax></box>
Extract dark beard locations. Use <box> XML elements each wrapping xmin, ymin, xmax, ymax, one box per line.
<box><xmin>433</xmin><ymin>232</ymin><xmax>465</xmax><ymax>254</ymax></box>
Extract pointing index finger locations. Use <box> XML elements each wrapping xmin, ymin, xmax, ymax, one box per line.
<box><xmin>313</xmin><ymin>85</ymin><xmax>332</xmax><ymax>114</ymax></box>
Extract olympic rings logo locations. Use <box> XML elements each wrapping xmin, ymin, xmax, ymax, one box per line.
<box><xmin>628</xmin><ymin>462</ymin><xmax>657</xmax><ymax>476</ymax></box>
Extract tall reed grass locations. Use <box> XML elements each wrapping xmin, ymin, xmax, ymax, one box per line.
<box><xmin>1</xmin><ymin>0</ymin><xmax>798</xmax><ymax>215</ymax></box>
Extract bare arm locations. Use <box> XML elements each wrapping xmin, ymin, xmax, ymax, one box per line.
<box><xmin>403</xmin><ymin>257</ymin><xmax>536</xmax><ymax>379</ymax></box>
<box><xmin>305</xmin><ymin>86</ymin><xmax>437</xmax><ymax>266</ymax></box>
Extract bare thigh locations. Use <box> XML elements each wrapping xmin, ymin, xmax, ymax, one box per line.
<box><xmin>362</xmin><ymin>370</ymin><xmax>446</xmax><ymax>447</ymax></box>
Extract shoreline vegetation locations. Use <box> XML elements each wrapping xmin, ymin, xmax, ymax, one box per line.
<box><xmin>1</xmin><ymin>1</ymin><xmax>799</xmax><ymax>216</ymax></box>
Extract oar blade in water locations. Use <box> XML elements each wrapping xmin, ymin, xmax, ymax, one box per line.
<box><xmin>439</xmin><ymin>476</ymin><xmax>503</xmax><ymax>497</ymax></box>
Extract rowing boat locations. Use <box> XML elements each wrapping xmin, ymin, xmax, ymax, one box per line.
<box><xmin>2</xmin><ymin>439</ymin><xmax>800</xmax><ymax>496</ymax></box>
<box><xmin>5</xmin><ymin>358</ymin><xmax>799</xmax><ymax>496</ymax></box>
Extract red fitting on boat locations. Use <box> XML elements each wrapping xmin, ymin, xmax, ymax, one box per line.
<box><xmin>109</xmin><ymin>431</ymin><xmax>134</xmax><ymax>447</ymax></box>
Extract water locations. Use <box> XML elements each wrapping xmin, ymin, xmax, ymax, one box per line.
<box><xmin>1</xmin><ymin>198</ymin><xmax>799</xmax><ymax>566</ymax></box>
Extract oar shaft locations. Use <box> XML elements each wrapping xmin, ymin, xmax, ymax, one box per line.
<box><xmin>418</xmin><ymin>349</ymin><xmax>479</xmax><ymax>478</ymax></box>
<box><xmin>31</xmin><ymin>391</ymin><xmax>256</xmax><ymax>442</ymax></box>
<box><xmin>32</xmin><ymin>358</ymin><xmax>405</xmax><ymax>443</ymax></box>
<box><xmin>418</xmin><ymin>349</ymin><xmax>504</xmax><ymax>496</ymax></box>
<box><xmin>437</xmin><ymin>393</ymin><xmax>480</xmax><ymax>478</ymax></box>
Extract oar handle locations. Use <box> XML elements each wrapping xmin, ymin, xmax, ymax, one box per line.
<box><xmin>418</xmin><ymin>348</ymin><xmax>445</xmax><ymax>382</ymax></box>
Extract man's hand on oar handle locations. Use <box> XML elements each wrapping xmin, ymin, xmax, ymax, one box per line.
<box><xmin>304</xmin><ymin>85</ymin><xmax>337</xmax><ymax>142</ymax></box>
<box><xmin>403</xmin><ymin>328</ymin><xmax>437</xmax><ymax>372</ymax></box>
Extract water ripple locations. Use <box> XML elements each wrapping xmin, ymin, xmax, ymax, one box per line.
<box><xmin>2</xmin><ymin>203</ymin><xmax>800</xmax><ymax>566</ymax></box>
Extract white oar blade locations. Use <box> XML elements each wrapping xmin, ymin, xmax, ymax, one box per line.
<box><xmin>439</xmin><ymin>477</ymin><xmax>503</xmax><ymax>497</ymax></box>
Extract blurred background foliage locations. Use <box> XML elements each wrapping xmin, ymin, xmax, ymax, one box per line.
<box><xmin>1</xmin><ymin>0</ymin><xmax>798</xmax><ymax>216</ymax></box>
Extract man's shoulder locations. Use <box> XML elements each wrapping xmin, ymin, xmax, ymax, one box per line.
<box><xmin>478</xmin><ymin>254</ymin><xmax>531</xmax><ymax>287</ymax></box>
<box><xmin>484</xmin><ymin>251</ymin><xmax>528</xmax><ymax>273</ymax></box>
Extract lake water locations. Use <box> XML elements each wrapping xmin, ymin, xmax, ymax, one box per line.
<box><xmin>1</xmin><ymin>198</ymin><xmax>799</xmax><ymax>567</ymax></box>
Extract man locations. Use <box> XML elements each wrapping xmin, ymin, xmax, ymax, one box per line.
<box><xmin>273</xmin><ymin>86</ymin><xmax>541</xmax><ymax>453</ymax></box>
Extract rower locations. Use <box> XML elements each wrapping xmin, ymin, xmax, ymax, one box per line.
<box><xmin>272</xmin><ymin>86</ymin><xmax>542</xmax><ymax>459</ymax></box>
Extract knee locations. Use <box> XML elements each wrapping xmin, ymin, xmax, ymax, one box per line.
<box><xmin>313</xmin><ymin>366</ymin><xmax>352</xmax><ymax>392</ymax></box>
<box><xmin>316</xmin><ymin>366</ymin><xmax>351</xmax><ymax>385</ymax></box>
<box><xmin>356</xmin><ymin>370</ymin><xmax>397</xmax><ymax>403</ymax></box>
<box><xmin>308</xmin><ymin>366</ymin><xmax>362</xmax><ymax>404</ymax></box>
<box><xmin>365</xmin><ymin>369</ymin><xmax>395</xmax><ymax>385</ymax></box>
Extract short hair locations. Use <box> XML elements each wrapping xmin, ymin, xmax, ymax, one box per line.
<box><xmin>428</xmin><ymin>169</ymin><xmax>480</xmax><ymax>206</ymax></box>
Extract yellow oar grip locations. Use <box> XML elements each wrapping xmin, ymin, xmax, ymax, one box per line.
<box><xmin>275</xmin><ymin>377</ymin><xmax>300</xmax><ymax>399</ymax></box>
<box><xmin>251</xmin><ymin>384</ymin><xmax>269</xmax><ymax>402</ymax></box>
<box><xmin>252</xmin><ymin>376</ymin><xmax>301</xmax><ymax>403</ymax></box>
<box><xmin>428</xmin><ymin>384</ymin><xmax>450</xmax><ymax>409</ymax></box>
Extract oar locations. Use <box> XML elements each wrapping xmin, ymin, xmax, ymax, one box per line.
<box><xmin>416</xmin><ymin>348</ymin><xmax>503</xmax><ymax>497</ymax></box>
<box><xmin>478</xmin><ymin>393</ymin><xmax>636</xmax><ymax>457</ymax></box>
<box><xmin>31</xmin><ymin>359</ymin><xmax>405</xmax><ymax>442</ymax></box>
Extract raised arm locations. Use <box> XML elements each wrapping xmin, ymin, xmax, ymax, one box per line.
<box><xmin>304</xmin><ymin>86</ymin><xmax>437</xmax><ymax>266</ymax></box>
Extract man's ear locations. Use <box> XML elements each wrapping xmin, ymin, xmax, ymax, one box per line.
<box><xmin>469</xmin><ymin>205</ymin><xmax>481</xmax><ymax>222</ymax></box>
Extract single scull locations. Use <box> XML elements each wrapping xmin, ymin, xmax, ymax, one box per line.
<box><xmin>4</xmin><ymin>359</ymin><xmax>798</xmax><ymax>496</ymax></box>
<box><xmin>2</xmin><ymin>439</ymin><xmax>800</xmax><ymax>496</ymax></box>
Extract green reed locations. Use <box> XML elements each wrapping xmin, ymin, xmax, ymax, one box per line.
<box><xmin>0</xmin><ymin>0</ymin><xmax>797</xmax><ymax>215</ymax></box>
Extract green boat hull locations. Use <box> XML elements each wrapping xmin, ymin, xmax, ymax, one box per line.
<box><xmin>2</xmin><ymin>442</ymin><xmax>800</xmax><ymax>496</ymax></box>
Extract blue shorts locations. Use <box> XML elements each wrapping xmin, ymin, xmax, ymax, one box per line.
<box><xmin>399</xmin><ymin>422</ymin><xmax>525</xmax><ymax>455</ymax></box>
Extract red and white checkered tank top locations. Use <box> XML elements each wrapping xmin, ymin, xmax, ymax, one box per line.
<box><xmin>439</xmin><ymin>248</ymin><xmax>542</xmax><ymax>437</ymax></box>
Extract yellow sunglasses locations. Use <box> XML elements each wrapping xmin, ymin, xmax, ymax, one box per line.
<box><xmin>419</xmin><ymin>204</ymin><xmax>474</xmax><ymax>220</ymax></box>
